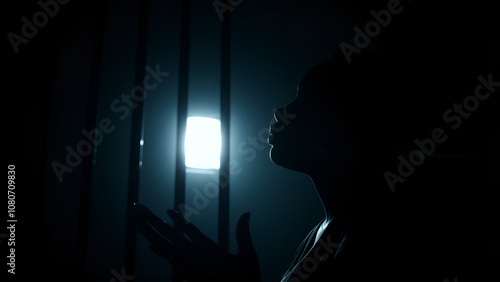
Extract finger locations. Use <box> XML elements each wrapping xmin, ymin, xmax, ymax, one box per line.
<box><xmin>134</xmin><ymin>203</ymin><xmax>187</xmax><ymax>244</ymax></box>
<box><xmin>167</xmin><ymin>209</ymin><xmax>215</xmax><ymax>245</ymax></box>
<box><xmin>236</xmin><ymin>212</ymin><xmax>255</xmax><ymax>254</ymax></box>
<box><xmin>137</xmin><ymin>220</ymin><xmax>174</xmax><ymax>256</ymax></box>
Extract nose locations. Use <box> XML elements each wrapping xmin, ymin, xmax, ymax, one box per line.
<box><xmin>270</xmin><ymin>107</ymin><xmax>286</xmax><ymax>135</ymax></box>
<box><xmin>273</xmin><ymin>107</ymin><xmax>283</xmax><ymax>123</ymax></box>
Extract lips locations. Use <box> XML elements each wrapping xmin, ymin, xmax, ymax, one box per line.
<box><xmin>267</xmin><ymin>134</ymin><xmax>274</xmax><ymax>145</ymax></box>
<box><xmin>270</xmin><ymin>123</ymin><xmax>284</xmax><ymax>135</ymax></box>
<box><xmin>268</xmin><ymin>127</ymin><xmax>274</xmax><ymax>144</ymax></box>
<box><xmin>268</xmin><ymin>123</ymin><xmax>284</xmax><ymax>144</ymax></box>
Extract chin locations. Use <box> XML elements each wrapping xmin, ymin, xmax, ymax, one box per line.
<box><xmin>269</xmin><ymin>145</ymin><xmax>307</xmax><ymax>173</ymax></box>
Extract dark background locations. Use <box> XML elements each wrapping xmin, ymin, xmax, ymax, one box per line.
<box><xmin>3</xmin><ymin>0</ymin><xmax>499</xmax><ymax>281</ymax></box>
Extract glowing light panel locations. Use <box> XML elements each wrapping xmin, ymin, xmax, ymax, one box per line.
<box><xmin>185</xmin><ymin>117</ymin><xmax>221</xmax><ymax>169</ymax></box>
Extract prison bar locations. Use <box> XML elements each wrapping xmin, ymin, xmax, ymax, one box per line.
<box><xmin>219</xmin><ymin>2</ymin><xmax>231</xmax><ymax>252</ymax></box>
<box><xmin>124</xmin><ymin>0</ymin><xmax>150</xmax><ymax>276</ymax></box>
<box><xmin>173</xmin><ymin>0</ymin><xmax>191</xmax><ymax>281</ymax></box>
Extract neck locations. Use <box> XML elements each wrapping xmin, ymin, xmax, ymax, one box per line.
<box><xmin>308</xmin><ymin>163</ymin><xmax>345</xmax><ymax>223</ymax></box>
<box><xmin>305</xmin><ymin>145</ymin><xmax>360</xmax><ymax>223</ymax></box>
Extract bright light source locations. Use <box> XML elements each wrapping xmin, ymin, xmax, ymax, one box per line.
<box><xmin>185</xmin><ymin>117</ymin><xmax>221</xmax><ymax>169</ymax></box>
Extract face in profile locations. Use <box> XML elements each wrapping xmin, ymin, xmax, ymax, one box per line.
<box><xmin>268</xmin><ymin>62</ymin><xmax>352</xmax><ymax>175</ymax></box>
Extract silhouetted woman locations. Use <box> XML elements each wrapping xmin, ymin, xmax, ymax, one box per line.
<box><xmin>133</xmin><ymin>41</ymin><xmax>498</xmax><ymax>281</ymax></box>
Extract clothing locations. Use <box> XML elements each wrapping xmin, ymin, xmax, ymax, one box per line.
<box><xmin>279</xmin><ymin>213</ymin><xmax>448</xmax><ymax>282</ymax></box>
<box><xmin>280</xmin><ymin>216</ymin><xmax>351</xmax><ymax>282</ymax></box>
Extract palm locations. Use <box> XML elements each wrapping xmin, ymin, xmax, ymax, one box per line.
<box><xmin>133</xmin><ymin>203</ymin><xmax>260</xmax><ymax>281</ymax></box>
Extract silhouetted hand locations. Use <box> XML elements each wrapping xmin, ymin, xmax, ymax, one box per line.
<box><xmin>132</xmin><ymin>203</ymin><xmax>260</xmax><ymax>281</ymax></box>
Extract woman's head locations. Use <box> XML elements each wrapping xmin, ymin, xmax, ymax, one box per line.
<box><xmin>269</xmin><ymin>50</ymin><xmax>441</xmax><ymax>176</ymax></box>
<box><xmin>268</xmin><ymin>56</ymin><xmax>352</xmax><ymax>174</ymax></box>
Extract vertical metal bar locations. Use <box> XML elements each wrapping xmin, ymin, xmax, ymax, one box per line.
<box><xmin>218</xmin><ymin>1</ymin><xmax>231</xmax><ymax>252</ymax></box>
<box><xmin>174</xmin><ymin>0</ymin><xmax>190</xmax><ymax>227</ymax></box>
<box><xmin>124</xmin><ymin>0</ymin><xmax>150</xmax><ymax>277</ymax></box>
<box><xmin>75</xmin><ymin>4</ymin><xmax>107</xmax><ymax>279</ymax></box>
<box><xmin>173</xmin><ymin>0</ymin><xmax>191</xmax><ymax>280</ymax></box>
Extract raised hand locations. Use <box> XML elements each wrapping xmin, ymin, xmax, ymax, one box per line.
<box><xmin>132</xmin><ymin>203</ymin><xmax>260</xmax><ymax>281</ymax></box>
